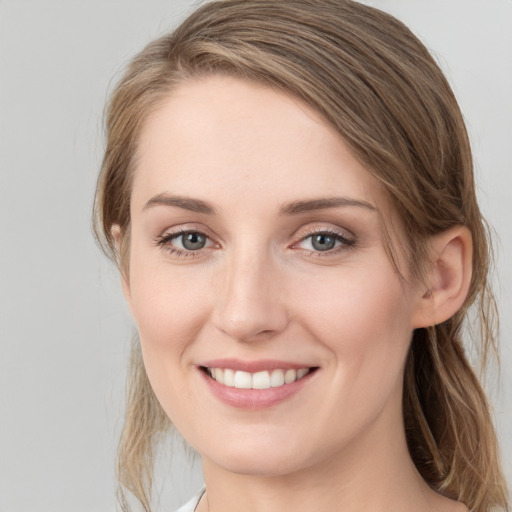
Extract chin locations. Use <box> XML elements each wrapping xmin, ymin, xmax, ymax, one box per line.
<box><xmin>214</xmin><ymin>453</ymin><xmax>306</xmax><ymax>477</ymax></box>
<box><xmin>199</xmin><ymin>434</ymin><xmax>326</xmax><ymax>478</ymax></box>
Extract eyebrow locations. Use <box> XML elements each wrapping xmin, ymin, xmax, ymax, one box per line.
<box><xmin>279</xmin><ymin>196</ymin><xmax>376</xmax><ymax>215</ymax></box>
<box><xmin>142</xmin><ymin>193</ymin><xmax>375</xmax><ymax>215</ymax></box>
<box><xmin>143</xmin><ymin>193</ymin><xmax>216</xmax><ymax>214</ymax></box>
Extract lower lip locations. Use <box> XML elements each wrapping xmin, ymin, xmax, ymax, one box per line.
<box><xmin>198</xmin><ymin>368</ymin><xmax>317</xmax><ymax>410</ymax></box>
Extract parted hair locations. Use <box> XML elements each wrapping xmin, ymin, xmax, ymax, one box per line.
<box><xmin>93</xmin><ymin>1</ymin><xmax>509</xmax><ymax>511</ymax></box>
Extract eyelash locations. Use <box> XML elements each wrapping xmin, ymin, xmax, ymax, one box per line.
<box><xmin>155</xmin><ymin>229</ymin><xmax>211</xmax><ymax>258</ymax></box>
<box><xmin>293</xmin><ymin>228</ymin><xmax>356</xmax><ymax>257</ymax></box>
<box><xmin>154</xmin><ymin>227</ymin><xmax>356</xmax><ymax>258</ymax></box>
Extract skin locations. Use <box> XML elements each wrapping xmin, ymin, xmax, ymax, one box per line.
<box><xmin>121</xmin><ymin>75</ymin><xmax>470</xmax><ymax>512</ymax></box>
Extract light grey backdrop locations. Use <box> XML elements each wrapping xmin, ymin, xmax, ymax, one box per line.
<box><xmin>0</xmin><ymin>1</ymin><xmax>510</xmax><ymax>511</ymax></box>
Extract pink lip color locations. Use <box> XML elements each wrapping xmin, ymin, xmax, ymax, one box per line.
<box><xmin>201</xmin><ymin>358</ymin><xmax>312</xmax><ymax>373</ymax></box>
<box><xmin>197</xmin><ymin>362</ymin><xmax>317</xmax><ymax>410</ymax></box>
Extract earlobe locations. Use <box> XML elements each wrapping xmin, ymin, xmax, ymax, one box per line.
<box><xmin>412</xmin><ymin>226</ymin><xmax>472</xmax><ymax>328</ymax></box>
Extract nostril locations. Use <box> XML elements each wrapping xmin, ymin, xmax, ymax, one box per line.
<box><xmin>258</xmin><ymin>329</ymin><xmax>275</xmax><ymax>336</ymax></box>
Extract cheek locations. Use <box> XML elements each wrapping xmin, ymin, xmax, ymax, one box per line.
<box><xmin>126</xmin><ymin>258</ymin><xmax>216</xmax><ymax>425</ymax></box>
<box><xmin>292</xmin><ymin>261</ymin><xmax>413</xmax><ymax>343</ymax></box>
<box><xmin>127</xmin><ymin>251</ymin><xmax>214</xmax><ymax>357</ymax></box>
<box><xmin>290</xmin><ymin>264</ymin><xmax>414</xmax><ymax>405</ymax></box>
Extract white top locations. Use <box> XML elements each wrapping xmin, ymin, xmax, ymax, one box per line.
<box><xmin>175</xmin><ymin>487</ymin><xmax>206</xmax><ymax>512</ymax></box>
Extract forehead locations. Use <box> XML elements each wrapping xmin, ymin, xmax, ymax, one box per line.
<box><xmin>132</xmin><ymin>75</ymin><xmax>385</xmax><ymax>213</ymax></box>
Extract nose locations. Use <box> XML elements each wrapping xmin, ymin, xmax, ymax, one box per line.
<box><xmin>211</xmin><ymin>248</ymin><xmax>289</xmax><ymax>342</ymax></box>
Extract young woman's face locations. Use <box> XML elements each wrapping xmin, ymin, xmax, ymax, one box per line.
<box><xmin>124</xmin><ymin>76</ymin><xmax>426</xmax><ymax>477</ymax></box>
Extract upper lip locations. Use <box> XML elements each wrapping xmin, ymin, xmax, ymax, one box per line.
<box><xmin>200</xmin><ymin>358</ymin><xmax>318</xmax><ymax>373</ymax></box>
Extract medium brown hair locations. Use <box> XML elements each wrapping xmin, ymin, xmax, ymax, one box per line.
<box><xmin>93</xmin><ymin>1</ymin><xmax>509</xmax><ymax>510</ymax></box>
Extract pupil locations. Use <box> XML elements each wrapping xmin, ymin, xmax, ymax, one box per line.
<box><xmin>312</xmin><ymin>234</ymin><xmax>335</xmax><ymax>251</ymax></box>
<box><xmin>183</xmin><ymin>232</ymin><xmax>206</xmax><ymax>250</ymax></box>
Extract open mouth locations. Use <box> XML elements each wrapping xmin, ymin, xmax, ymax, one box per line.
<box><xmin>200</xmin><ymin>366</ymin><xmax>319</xmax><ymax>390</ymax></box>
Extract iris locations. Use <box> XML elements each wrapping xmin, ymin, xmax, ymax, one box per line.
<box><xmin>182</xmin><ymin>232</ymin><xmax>207</xmax><ymax>250</ymax></box>
<box><xmin>311</xmin><ymin>234</ymin><xmax>336</xmax><ymax>251</ymax></box>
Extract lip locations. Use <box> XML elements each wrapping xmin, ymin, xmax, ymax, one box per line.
<box><xmin>200</xmin><ymin>358</ymin><xmax>314</xmax><ymax>372</ymax></box>
<box><xmin>197</xmin><ymin>359</ymin><xmax>319</xmax><ymax>410</ymax></box>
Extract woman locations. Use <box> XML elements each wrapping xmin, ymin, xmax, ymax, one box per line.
<box><xmin>93</xmin><ymin>1</ymin><xmax>509</xmax><ymax>511</ymax></box>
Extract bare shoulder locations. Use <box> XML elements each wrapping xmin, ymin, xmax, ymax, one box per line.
<box><xmin>443</xmin><ymin>499</ymin><xmax>469</xmax><ymax>512</ymax></box>
<box><xmin>436</xmin><ymin>496</ymin><xmax>470</xmax><ymax>512</ymax></box>
<box><xmin>426</xmin><ymin>489</ymin><xmax>469</xmax><ymax>512</ymax></box>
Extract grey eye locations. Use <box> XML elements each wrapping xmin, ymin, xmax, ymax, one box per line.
<box><xmin>181</xmin><ymin>232</ymin><xmax>207</xmax><ymax>250</ymax></box>
<box><xmin>310</xmin><ymin>234</ymin><xmax>337</xmax><ymax>251</ymax></box>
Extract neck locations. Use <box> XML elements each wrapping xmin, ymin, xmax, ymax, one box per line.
<box><xmin>198</xmin><ymin>407</ymin><xmax>440</xmax><ymax>512</ymax></box>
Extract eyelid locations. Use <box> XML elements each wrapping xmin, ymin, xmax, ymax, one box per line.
<box><xmin>154</xmin><ymin>223</ymin><xmax>219</xmax><ymax>257</ymax></box>
<box><xmin>156</xmin><ymin>222</ymin><xmax>217</xmax><ymax>241</ymax></box>
<box><xmin>293</xmin><ymin>224</ymin><xmax>355</xmax><ymax>243</ymax></box>
<box><xmin>160</xmin><ymin>230</ymin><xmax>214</xmax><ymax>248</ymax></box>
<box><xmin>291</xmin><ymin>225</ymin><xmax>356</xmax><ymax>254</ymax></box>
<box><xmin>153</xmin><ymin>223</ymin><xmax>356</xmax><ymax>258</ymax></box>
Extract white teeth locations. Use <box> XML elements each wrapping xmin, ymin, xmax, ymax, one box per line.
<box><xmin>284</xmin><ymin>369</ymin><xmax>296</xmax><ymax>384</ymax></box>
<box><xmin>252</xmin><ymin>370</ymin><xmax>271</xmax><ymax>389</ymax></box>
<box><xmin>214</xmin><ymin>368</ymin><xmax>224</xmax><ymax>385</ymax></box>
<box><xmin>224</xmin><ymin>368</ymin><xmax>235</xmax><ymax>387</ymax></box>
<box><xmin>270</xmin><ymin>369</ymin><xmax>285</xmax><ymax>387</ymax></box>
<box><xmin>234</xmin><ymin>370</ymin><xmax>252</xmax><ymax>389</ymax></box>
<box><xmin>207</xmin><ymin>367</ymin><xmax>312</xmax><ymax>389</ymax></box>
<box><xmin>297</xmin><ymin>368</ymin><xmax>309</xmax><ymax>379</ymax></box>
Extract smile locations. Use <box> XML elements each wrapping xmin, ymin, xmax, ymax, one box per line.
<box><xmin>198</xmin><ymin>360</ymin><xmax>319</xmax><ymax>409</ymax></box>
<box><xmin>204</xmin><ymin>367</ymin><xmax>313</xmax><ymax>389</ymax></box>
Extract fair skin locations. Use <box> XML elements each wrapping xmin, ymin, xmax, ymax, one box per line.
<box><xmin>120</xmin><ymin>76</ymin><xmax>471</xmax><ymax>512</ymax></box>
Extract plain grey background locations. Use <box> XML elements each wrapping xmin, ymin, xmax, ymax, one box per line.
<box><xmin>0</xmin><ymin>1</ymin><xmax>510</xmax><ymax>511</ymax></box>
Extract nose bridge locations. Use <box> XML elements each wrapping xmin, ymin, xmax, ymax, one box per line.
<box><xmin>212</xmin><ymin>241</ymin><xmax>287</xmax><ymax>341</ymax></box>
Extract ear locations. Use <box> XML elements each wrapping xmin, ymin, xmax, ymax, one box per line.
<box><xmin>111</xmin><ymin>224</ymin><xmax>133</xmax><ymax>308</ymax></box>
<box><xmin>412</xmin><ymin>226</ymin><xmax>472</xmax><ymax>328</ymax></box>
